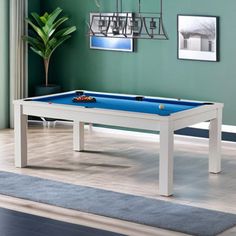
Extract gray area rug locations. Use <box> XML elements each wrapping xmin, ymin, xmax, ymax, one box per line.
<box><xmin>0</xmin><ymin>171</ymin><xmax>235</xmax><ymax>236</ymax></box>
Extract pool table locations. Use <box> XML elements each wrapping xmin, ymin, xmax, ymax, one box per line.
<box><xmin>14</xmin><ymin>90</ymin><xmax>224</xmax><ymax>196</ymax></box>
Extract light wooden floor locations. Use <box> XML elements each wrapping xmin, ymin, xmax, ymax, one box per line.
<box><xmin>0</xmin><ymin>122</ymin><xmax>236</xmax><ymax>236</ymax></box>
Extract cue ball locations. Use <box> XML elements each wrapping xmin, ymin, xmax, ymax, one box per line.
<box><xmin>159</xmin><ymin>104</ymin><xmax>165</xmax><ymax>110</ymax></box>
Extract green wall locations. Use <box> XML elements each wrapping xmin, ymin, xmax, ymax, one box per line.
<box><xmin>35</xmin><ymin>0</ymin><xmax>236</xmax><ymax>125</ymax></box>
<box><xmin>0</xmin><ymin>0</ymin><xmax>9</xmax><ymax>129</ymax></box>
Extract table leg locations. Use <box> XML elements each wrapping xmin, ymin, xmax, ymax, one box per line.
<box><xmin>209</xmin><ymin>108</ymin><xmax>222</xmax><ymax>173</ymax></box>
<box><xmin>14</xmin><ymin>104</ymin><xmax>28</xmax><ymax>167</ymax></box>
<box><xmin>73</xmin><ymin>121</ymin><xmax>84</xmax><ymax>151</ymax></box>
<box><xmin>159</xmin><ymin>122</ymin><xmax>174</xmax><ymax>196</ymax></box>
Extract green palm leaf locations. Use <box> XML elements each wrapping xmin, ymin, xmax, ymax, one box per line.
<box><xmin>53</xmin><ymin>26</ymin><xmax>77</xmax><ymax>38</ymax></box>
<box><xmin>25</xmin><ymin>18</ymin><xmax>47</xmax><ymax>44</ymax></box>
<box><xmin>47</xmin><ymin>7</ymin><xmax>63</xmax><ymax>26</ymax></box>
<box><xmin>23</xmin><ymin>7</ymin><xmax>77</xmax><ymax>86</ymax></box>
<box><xmin>31</xmin><ymin>12</ymin><xmax>44</xmax><ymax>27</ymax></box>
<box><xmin>48</xmin><ymin>17</ymin><xmax>69</xmax><ymax>36</ymax></box>
<box><xmin>23</xmin><ymin>36</ymin><xmax>44</xmax><ymax>51</ymax></box>
<box><xmin>46</xmin><ymin>35</ymin><xmax>71</xmax><ymax>58</ymax></box>
<box><xmin>30</xmin><ymin>47</ymin><xmax>45</xmax><ymax>58</ymax></box>
<box><xmin>40</xmin><ymin>12</ymin><xmax>49</xmax><ymax>24</ymax></box>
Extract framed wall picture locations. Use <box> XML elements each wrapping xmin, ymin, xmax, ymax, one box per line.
<box><xmin>177</xmin><ymin>15</ymin><xmax>219</xmax><ymax>62</ymax></box>
<box><xmin>90</xmin><ymin>36</ymin><xmax>133</xmax><ymax>52</ymax></box>
<box><xmin>90</xmin><ymin>13</ymin><xmax>134</xmax><ymax>52</ymax></box>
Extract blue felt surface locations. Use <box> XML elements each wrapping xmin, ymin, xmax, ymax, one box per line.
<box><xmin>34</xmin><ymin>91</ymin><xmax>204</xmax><ymax>116</ymax></box>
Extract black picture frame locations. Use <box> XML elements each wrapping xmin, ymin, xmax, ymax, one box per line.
<box><xmin>177</xmin><ymin>15</ymin><xmax>219</xmax><ymax>62</ymax></box>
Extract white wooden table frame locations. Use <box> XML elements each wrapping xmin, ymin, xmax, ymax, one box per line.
<box><xmin>13</xmin><ymin>91</ymin><xmax>224</xmax><ymax>196</ymax></box>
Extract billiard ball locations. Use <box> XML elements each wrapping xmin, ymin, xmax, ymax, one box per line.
<box><xmin>159</xmin><ymin>104</ymin><xmax>165</xmax><ymax>110</ymax></box>
<box><xmin>72</xmin><ymin>95</ymin><xmax>96</xmax><ymax>103</ymax></box>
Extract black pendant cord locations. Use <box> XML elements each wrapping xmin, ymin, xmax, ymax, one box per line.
<box><xmin>116</xmin><ymin>0</ymin><xmax>119</xmax><ymax>14</ymax></box>
<box><xmin>116</xmin><ymin>0</ymin><xmax>122</xmax><ymax>13</ymax></box>
<box><xmin>94</xmin><ymin>0</ymin><xmax>101</xmax><ymax>11</ymax></box>
<box><xmin>138</xmin><ymin>0</ymin><xmax>141</xmax><ymax>14</ymax></box>
<box><xmin>160</xmin><ymin>0</ymin><xmax>163</xmax><ymax>16</ymax></box>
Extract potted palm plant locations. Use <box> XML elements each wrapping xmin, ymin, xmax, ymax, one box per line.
<box><xmin>23</xmin><ymin>7</ymin><xmax>77</xmax><ymax>95</ymax></box>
